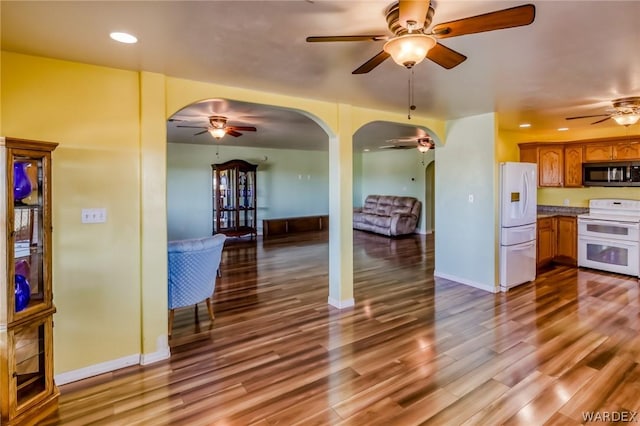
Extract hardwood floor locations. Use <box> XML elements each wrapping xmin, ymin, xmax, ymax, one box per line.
<box><xmin>41</xmin><ymin>231</ymin><xmax>640</xmax><ymax>425</ymax></box>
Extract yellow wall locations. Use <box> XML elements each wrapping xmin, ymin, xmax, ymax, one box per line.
<box><xmin>2</xmin><ymin>52</ymin><xmax>142</xmax><ymax>372</ymax></box>
<box><xmin>497</xmin><ymin>119</ymin><xmax>640</xmax><ymax>207</ymax></box>
<box><xmin>2</xmin><ymin>51</ymin><xmax>446</xmax><ymax>377</ymax></box>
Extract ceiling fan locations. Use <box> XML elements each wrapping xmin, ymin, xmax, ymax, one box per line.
<box><xmin>306</xmin><ymin>1</ymin><xmax>535</xmax><ymax>74</ymax></box>
<box><xmin>566</xmin><ymin>97</ymin><xmax>640</xmax><ymax>126</ymax></box>
<box><xmin>380</xmin><ymin>136</ymin><xmax>434</xmax><ymax>152</ymax></box>
<box><xmin>175</xmin><ymin>116</ymin><xmax>257</xmax><ymax>139</ymax></box>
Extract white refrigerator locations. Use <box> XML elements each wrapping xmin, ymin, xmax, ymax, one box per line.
<box><xmin>499</xmin><ymin>162</ymin><xmax>537</xmax><ymax>291</ymax></box>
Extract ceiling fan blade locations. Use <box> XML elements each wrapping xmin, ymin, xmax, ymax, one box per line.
<box><xmin>177</xmin><ymin>125</ymin><xmax>208</xmax><ymax>129</ymax></box>
<box><xmin>399</xmin><ymin>0</ymin><xmax>431</xmax><ymax>30</ymax></box>
<box><xmin>227</xmin><ymin>130</ymin><xmax>243</xmax><ymax>137</ymax></box>
<box><xmin>227</xmin><ymin>126</ymin><xmax>257</xmax><ymax>132</ymax></box>
<box><xmin>591</xmin><ymin>116</ymin><xmax>612</xmax><ymax>125</ymax></box>
<box><xmin>565</xmin><ymin>114</ymin><xmax>610</xmax><ymax>120</ymax></box>
<box><xmin>194</xmin><ymin>130</ymin><xmax>208</xmax><ymax>136</ymax></box>
<box><xmin>432</xmin><ymin>4</ymin><xmax>535</xmax><ymax>39</ymax></box>
<box><xmin>352</xmin><ymin>51</ymin><xmax>391</xmax><ymax>74</ymax></box>
<box><xmin>426</xmin><ymin>43</ymin><xmax>467</xmax><ymax>69</ymax></box>
<box><xmin>306</xmin><ymin>35</ymin><xmax>388</xmax><ymax>42</ymax></box>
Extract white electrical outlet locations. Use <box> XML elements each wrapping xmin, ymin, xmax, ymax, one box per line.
<box><xmin>468</xmin><ymin>194</ymin><xmax>474</xmax><ymax>203</ymax></box>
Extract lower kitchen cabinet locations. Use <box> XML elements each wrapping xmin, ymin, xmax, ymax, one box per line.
<box><xmin>537</xmin><ymin>217</ymin><xmax>556</xmax><ymax>268</ymax></box>
<box><xmin>555</xmin><ymin>216</ymin><xmax>578</xmax><ymax>266</ymax></box>
<box><xmin>537</xmin><ymin>215</ymin><xmax>578</xmax><ymax>269</ymax></box>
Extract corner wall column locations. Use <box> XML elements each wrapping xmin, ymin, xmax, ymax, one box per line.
<box><xmin>139</xmin><ymin>71</ymin><xmax>170</xmax><ymax>362</ymax></box>
<box><xmin>328</xmin><ymin>104</ymin><xmax>354</xmax><ymax>308</ymax></box>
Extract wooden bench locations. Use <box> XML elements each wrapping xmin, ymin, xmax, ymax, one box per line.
<box><xmin>263</xmin><ymin>215</ymin><xmax>329</xmax><ymax>238</ymax></box>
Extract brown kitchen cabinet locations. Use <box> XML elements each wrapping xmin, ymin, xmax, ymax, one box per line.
<box><xmin>519</xmin><ymin>145</ymin><xmax>537</xmax><ymax>164</ymax></box>
<box><xmin>563</xmin><ymin>145</ymin><xmax>583</xmax><ymax>187</ymax></box>
<box><xmin>555</xmin><ymin>216</ymin><xmax>577</xmax><ymax>266</ymax></box>
<box><xmin>537</xmin><ymin>217</ymin><xmax>556</xmax><ymax>268</ymax></box>
<box><xmin>519</xmin><ymin>144</ymin><xmax>581</xmax><ymax>188</ymax></box>
<box><xmin>538</xmin><ymin>146</ymin><xmax>564</xmax><ymax>187</ymax></box>
<box><xmin>584</xmin><ymin>141</ymin><xmax>640</xmax><ymax>162</ymax></box>
<box><xmin>613</xmin><ymin>142</ymin><xmax>640</xmax><ymax>160</ymax></box>
<box><xmin>537</xmin><ymin>215</ymin><xmax>578</xmax><ymax>270</ymax></box>
<box><xmin>584</xmin><ymin>144</ymin><xmax>613</xmax><ymax>162</ymax></box>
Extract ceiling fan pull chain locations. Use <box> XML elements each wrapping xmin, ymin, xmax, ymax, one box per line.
<box><xmin>408</xmin><ymin>68</ymin><xmax>416</xmax><ymax>120</ymax></box>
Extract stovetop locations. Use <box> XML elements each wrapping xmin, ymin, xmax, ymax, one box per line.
<box><xmin>578</xmin><ymin>199</ymin><xmax>640</xmax><ymax>223</ymax></box>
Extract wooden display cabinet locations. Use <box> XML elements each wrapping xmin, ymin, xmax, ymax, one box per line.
<box><xmin>212</xmin><ymin>159</ymin><xmax>257</xmax><ymax>239</ymax></box>
<box><xmin>1</xmin><ymin>137</ymin><xmax>59</xmax><ymax>425</ymax></box>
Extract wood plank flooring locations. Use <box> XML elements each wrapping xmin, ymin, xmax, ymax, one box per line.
<box><xmin>41</xmin><ymin>231</ymin><xmax>640</xmax><ymax>425</ymax></box>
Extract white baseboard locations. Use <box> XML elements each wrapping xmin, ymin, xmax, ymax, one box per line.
<box><xmin>328</xmin><ymin>297</ymin><xmax>355</xmax><ymax>309</ymax></box>
<box><xmin>141</xmin><ymin>334</ymin><xmax>170</xmax><ymax>365</ymax></box>
<box><xmin>54</xmin><ymin>354</ymin><xmax>141</xmax><ymax>386</ymax></box>
<box><xmin>141</xmin><ymin>347</ymin><xmax>170</xmax><ymax>365</ymax></box>
<box><xmin>434</xmin><ymin>271</ymin><xmax>498</xmax><ymax>293</ymax></box>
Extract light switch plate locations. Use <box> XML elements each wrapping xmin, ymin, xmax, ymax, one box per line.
<box><xmin>82</xmin><ymin>208</ymin><xmax>107</xmax><ymax>223</ymax></box>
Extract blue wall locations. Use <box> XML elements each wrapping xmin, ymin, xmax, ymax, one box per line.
<box><xmin>434</xmin><ymin>113</ymin><xmax>497</xmax><ymax>291</ymax></box>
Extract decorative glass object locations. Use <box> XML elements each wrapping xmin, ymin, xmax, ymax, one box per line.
<box><xmin>13</xmin><ymin>162</ymin><xmax>32</xmax><ymax>201</ymax></box>
<box><xmin>14</xmin><ymin>274</ymin><xmax>31</xmax><ymax>312</ymax></box>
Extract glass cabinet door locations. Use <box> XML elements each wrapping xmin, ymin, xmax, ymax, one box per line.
<box><xmin>9</xmin><ymin>152</ymin><xmax>52</xmax><ymax>321</ymax></box>
<box><xmin>9</xmin><ymin>316</ymin><xmax>54</xmax><ymax>415</ymax></box>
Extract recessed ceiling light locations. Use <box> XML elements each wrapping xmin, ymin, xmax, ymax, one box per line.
<box><xmin>363</xmin><ymin>148</ymin><xmax>370</xmax><ymax>152</ymax></box>
<box><xmin>110</xmin><ymin>32</ymin><xmax>138</xmax><ymax>44</ymax></box>
<box><xmin>519</xmin><ymin>123</ymin><xmax>531</xmax><ymax>128</ymax></box>
<box><xmin>557</xmin><ymin>127</ymin><xmax>569</xmax><ymax>131</ymax></box>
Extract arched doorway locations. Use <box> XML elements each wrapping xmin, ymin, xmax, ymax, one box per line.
<box><xmin>166</xmin><ymin>98</ymin><xmax>330</xmax><ymax>240</ymax></box>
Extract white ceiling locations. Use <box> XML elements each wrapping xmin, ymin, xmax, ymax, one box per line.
<box><xmin>3</xmin><ymin>1</ymin><xmax>640</xmax><ymax>150</ymax></box>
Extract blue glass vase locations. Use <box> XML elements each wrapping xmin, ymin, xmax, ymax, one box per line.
<box><xmin>13</xmin><ymin>162</ymin><xmax>32</xmax><ymax>201</ymax></box>
<box><xmin>14</xmin><ymin>274</ymin><xmax>31</xmax><ymax>312</ymax></box>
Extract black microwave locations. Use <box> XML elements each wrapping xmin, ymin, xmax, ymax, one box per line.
<box><xmin>583</xmin><ymin>162</ymin><xmax>640</xmax><ymax>186</ymax></box>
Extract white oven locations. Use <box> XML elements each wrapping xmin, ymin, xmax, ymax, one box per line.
<box><xmin>577</xmin><ymin>199</ymin><xmax>640</xmax><ymax>277</ymax></box>
<box><xmin>578</xmin><ymin>235</ymin><xmax>639</xmax><ymax>276</ymax></box>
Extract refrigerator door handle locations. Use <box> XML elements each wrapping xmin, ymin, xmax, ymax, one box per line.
<box><xmin>522</xmin><ymin>172</ymin><xmax>529</xmax><ymax>216</ymax></box>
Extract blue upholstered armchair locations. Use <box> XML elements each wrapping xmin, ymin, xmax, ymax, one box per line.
<box><xmin>167</xmin><ymin>234</ymin><xmax>226</xmax><ymax>336</ymax></box>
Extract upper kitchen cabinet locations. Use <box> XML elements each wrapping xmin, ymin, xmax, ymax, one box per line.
<box><xmin>583</xmin><ymin>144</ymin><xmax>612</xmax><ymax>162</ymax></box>
<box><xmin>538</xmin><ymin>145</ymin><xmax>564</xmax><ymax>187</ymax></box>
<box><xmin>519</xmin><ymin>145</ymin><xmax>537</xmax><ymax>164</ymax></box>
<box><xmin>583</xmin><ymin>139</ymin><xmax>640</xmax><ymax>162</ymax></box>
<box><xmin>613</xmin><ymin>142</ymin><xmax>640</xmax><ymax>160</ymax></box>
<box><xmin>519</xmin><ymin>143</ymin><xmax>580</xmax><ymax>188</ymax></box>
<box><xmin>563</xmin><ymin>145</ymin><xmax>583</xmax><ymax>187</ymax></box>
<box><xmin>519</xmin><ymin>136</ymin><xmax>640</xmax><ymax>188</ymax></box>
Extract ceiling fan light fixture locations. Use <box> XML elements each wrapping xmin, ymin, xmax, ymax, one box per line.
<box><xmin>209</xmin><ymin>127</ymin><xmax>226</xmax><ymax>139</ymax></box>
<box><xmin>417</xmin><ymin>138</ymin><xmax>434</xmax><ymax>152</ymax></box>
<box><xmin>612</xmin><ymin>112</ymin><xmax>640</xmax><ymax>126</ymax></box>
<box><xmin>383</xmin><ymin>34</ymin><xmax>436</xmax><ymax>68</ymax></box>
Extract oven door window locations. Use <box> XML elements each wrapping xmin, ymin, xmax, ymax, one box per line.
<box><xmin>586</xmin><ymin>242</ymin><xmax>629</xmax><ymax>266</ymax></box>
